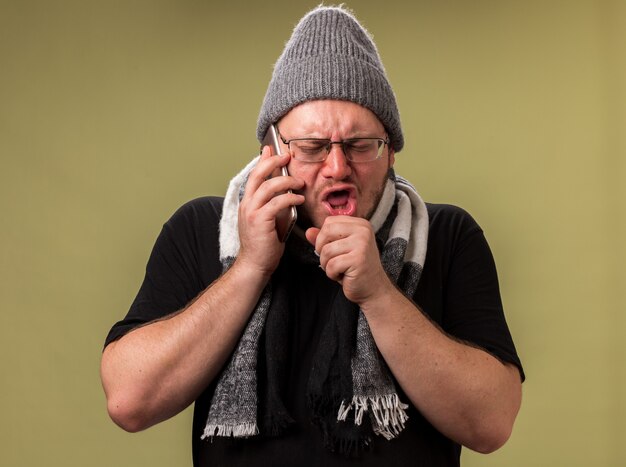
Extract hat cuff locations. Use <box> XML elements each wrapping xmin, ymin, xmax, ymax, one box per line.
<box><xmin>257</xmin><ymin>54</ymin><xmax>403</xmax><ymax>152</ymax></box>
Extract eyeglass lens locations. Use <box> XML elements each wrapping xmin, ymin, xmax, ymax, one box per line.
<box><xmin>289</xmin><ymin>139</ymin><xmax>384</xmax><ymax>162</ymax></box>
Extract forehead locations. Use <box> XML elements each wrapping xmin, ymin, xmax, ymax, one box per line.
<box><xmin>278</xmin><ymin>100</ymin><xmax>385</xmax><ymax>136</ymax></box>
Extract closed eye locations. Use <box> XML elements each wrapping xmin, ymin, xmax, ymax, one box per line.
<box><xmin>294</xmin><ymin>140</ymin><xmax>328</xmax><ymax>154</ymax></box>
<box><xmin>345</xmin><ymin>140</ymin><xmax>377</xmax><ymax>152</ymax></box>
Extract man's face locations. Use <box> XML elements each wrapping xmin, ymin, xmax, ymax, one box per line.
<box><xmin>277</xmin><ymin>100</ymin><xmax>395</xmax><ymax>229</ymax></box>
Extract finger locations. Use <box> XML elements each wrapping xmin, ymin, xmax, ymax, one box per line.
<box><xmin>241</xmin><ymin>188</ymin><xmax>304</xmax><ymax>222</ymax></box>
<box><xmin>243</xmin><ymin>164</ymin><xmax>303</xmax><ymax>213</ymax></box>
<box><xmin>260</xmin><ymin>144</ymin><xmax>273</xmax><ymax>158</ymax></box>
<box><xmin>305</xmin><ymin>227</ymin><xmax>320</xmax><ymax>249</ymax></box>
<box><xmin>314</xmin><ymin>217</ymin><xmax>357</xmax><ymax>253</ymax></box>
<box><xmin>259</xmin><ymin>144</ymin><xmax>272</xmax><ymax>157</ymax></box>
<box><xmin>244</xmin><ymin>150</ymin><xmax>292</xmax><ymax>197</ymax></box>
<box><xmin>318</xmin><ymin>236</ymin><xmax>354</xmax><ymax>271</ymax></box>
<box><xmin>261</xmin><ymin>192</ymin><xmax>305</xmax><ymax>220</ymax></box>
<box><xmin>245</xmin><ymin>176</ymin><xmax>304</xmax><ymax>214</ymax></box>
<box><xmin>322</xmin><ymin>252</ymin><xmax>353</xmax><ymax>283</ymax></box>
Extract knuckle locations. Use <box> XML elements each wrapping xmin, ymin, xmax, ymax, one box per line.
<box><xmin>268</xmin><ymin>195</ymin><xmax>282</xmax><ymax>209</ymax></box>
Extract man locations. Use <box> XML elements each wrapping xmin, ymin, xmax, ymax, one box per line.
<box><xmin>101</xmin><ymin>6</ymin><xmax>524</xmax><ymax>466</ymax></box>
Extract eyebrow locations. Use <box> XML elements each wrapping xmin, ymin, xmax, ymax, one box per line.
<box><xmin>287</xmin><ymin>128</ymin><xmax>384</xmax><ymax>139</ymax></box>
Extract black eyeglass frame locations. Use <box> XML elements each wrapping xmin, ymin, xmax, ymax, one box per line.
<box><xmin>276</xmin><ymin>126</ymin><xmax>390</xmax><ymax>163</ymax></box>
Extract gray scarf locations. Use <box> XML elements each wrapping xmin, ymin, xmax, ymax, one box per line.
<box><xmin>202</xmin><ymin>157</ymin><xmax>428</xmax><ymax>454</ymax></box>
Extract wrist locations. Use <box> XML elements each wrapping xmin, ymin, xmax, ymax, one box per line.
<box><xmin>231</xmin><ymin>255</ymin><xmax>275</xmax><ymax>285</ymax></box>
<box><xmin>357</xmin><ymin>275</ymin><xmax>400</xmax><ymax>316</ymax></box>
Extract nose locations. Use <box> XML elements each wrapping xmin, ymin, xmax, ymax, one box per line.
<box><xmin>321</xmin><ymin>144</ymin><xmax>352</xmax><ymax>180</ymax></box>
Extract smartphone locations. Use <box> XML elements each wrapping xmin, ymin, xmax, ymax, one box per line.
<box><xmin>261</xmin><ymin>124</ymin><xmax>297</xmax><ymax>242</ymax></box>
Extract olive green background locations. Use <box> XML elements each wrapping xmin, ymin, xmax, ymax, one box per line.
<box><xmin>1</xmin><ymin>0</ymin><xmax>624</xmax><ymax>466</ymax></box>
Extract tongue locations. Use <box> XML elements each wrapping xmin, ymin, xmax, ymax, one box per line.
<box><xmin>327</xmin><ymin>191</ymin><xmax>349</xmax><ymax>207</ymax></box>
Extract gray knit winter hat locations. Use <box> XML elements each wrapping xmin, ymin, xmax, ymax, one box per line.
<box><xmin>256</xmin><ymin>5</ymin><xmax>404</xmax><ymax>152</ymax></box>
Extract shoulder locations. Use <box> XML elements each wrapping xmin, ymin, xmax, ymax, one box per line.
<box><xmin>425</xmin><ymin>203</ymin><xmax>483</xmax><ymax>243</ymax></box>
<box><xmin>163</xmin><ymin>196</ymin><xmax>224</xmax><ymax>232</ymax></box>
<box><xmin>154</xmin><ymin>196</ymin><xmax>225</xmax><ymax>258</ymax></box>
<box><xmin>420</xmin><ymin>203</ymin><xmax>495</xmax><ymax>276</ymax></box>
<box><xmin>168</xmin><ymin>196</ymin><xmax>224</xmax><ymax>223</ymax></box>
<box><xmin>157</xmin><ymin>196</ymin><xmax>224</xmax><ymax>283</ymax></box>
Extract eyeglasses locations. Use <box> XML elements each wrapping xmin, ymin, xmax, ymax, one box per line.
<box><xmin>277</xmin><ymin>127</ymin><xmax>389</xmax><ymax>163</ymax></box>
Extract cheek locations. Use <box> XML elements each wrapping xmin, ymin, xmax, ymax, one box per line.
<box><xmin>288</xmin><ymin>162</ymin><xmax>316</xmax><ymax>183</ymax></box>
<box><xmin>354</xmin><ymin>163</ymin><xmax>388</xmax><ymax>188</ymax></box>
<box><xmin>288</xmin><ymin>165</ymin><xmax>321</xmax><ymax>197</ymax></box>
<box><xmin>355</xmin><ymin>166</ymin><xmax>389</xmax><ymax>207</ymax></box>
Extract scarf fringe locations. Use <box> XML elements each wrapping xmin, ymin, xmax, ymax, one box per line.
<box><xmin>201</xmin><ymin>422</ymin><xmax>259</xmax><ymax>440</ymax></box>
<box><xmin>310</xmin><ymin>394</ymin><xmax>372</xmax><ymax>458</ymax></box>
<box><xmin>337</xmin><ymin>393</ymin><xmax>409</xmax><ymax>440</ymax></box>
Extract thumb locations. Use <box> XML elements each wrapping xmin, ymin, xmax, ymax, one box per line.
<box><xmin>305</xmin><ymin>227</ymin><xmax>320</xmax><ymax>249</ymax></box>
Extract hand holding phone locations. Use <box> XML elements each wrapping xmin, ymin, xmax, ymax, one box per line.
<box><xmin>261</xmin><ymin>124</ymin><xmax>298</xmax><ymax>242</ymax></box>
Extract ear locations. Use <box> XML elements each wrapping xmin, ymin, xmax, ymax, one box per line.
<box><xmin>388</xmin><ymin>148</ymin><xmax>396</xmax><ymax>167</ymax></box>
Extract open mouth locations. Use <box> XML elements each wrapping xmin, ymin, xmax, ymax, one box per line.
<box><xmin>323</xmin><ymin>188</ymin><xmax>357</xmax><ymax>216</ymax></box>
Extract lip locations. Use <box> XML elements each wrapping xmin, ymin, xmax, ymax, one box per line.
<box><xmin>320</xmin><ymin>184</ymin><xmax>358</xmax><ymax>216</ymax></box>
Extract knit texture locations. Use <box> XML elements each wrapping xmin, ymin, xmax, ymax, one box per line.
<box><xmin>257</xmin><ymin>6</ymin><xmax>404</xmax><ymax>152</ymax></box>
<box><xmin>202</xmin><ymin>158</ymin><xmax>428</xmax><ymax>455</ymax></box>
